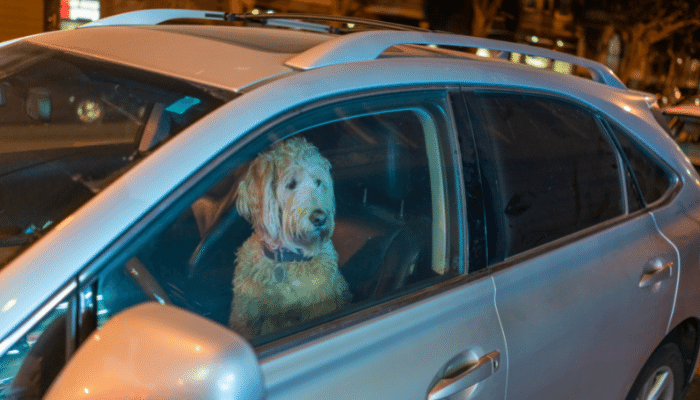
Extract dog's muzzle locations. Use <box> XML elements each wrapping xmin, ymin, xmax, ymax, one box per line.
<box><xmin>310</xmin><ymin>209</ymin><xmax>327</xmax><ymax>228</ymax></box>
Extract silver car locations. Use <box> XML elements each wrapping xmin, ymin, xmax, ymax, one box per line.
<box><xmin>0</xmin><ymin>9</ymin><xmax>698</xmax><ymax>400</ymax></box>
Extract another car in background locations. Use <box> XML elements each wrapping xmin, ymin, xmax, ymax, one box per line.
<box><xmin>662</xmin><ymin>104</ymin><xmax>700</xmax><ymax>168</ymax></box>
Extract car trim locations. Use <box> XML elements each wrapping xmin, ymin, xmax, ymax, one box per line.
<box><xmin>599</xmin><ymin>118</ymin><xmax>683</xmax><ymax>212</ymax></box>
<box><xmin>487</xmin><ymin>206</ymin><xmax>653</xmax><ymax>275</ymax></box>
<box><xmin>82</xmin><ymin>9</ymin><xmax>229</xmax><ymax>27</ymax></box>
<box><xmin>82</xmin><ymin>9</ymin><xmax>429</xmax><ymax>34</ymax></box>
<box><xmin>255</xmin><ymin>268</ymin><xmax>491</xmax><ymax>359</ymax></box>
<box><xmin>0</xmin><ymin>279</ymin><xmax>76</xmax><ymax>356</ymax></box>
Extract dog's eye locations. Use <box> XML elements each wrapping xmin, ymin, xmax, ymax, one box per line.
<box><xmin>315</xmin><ymin>179</ymin><xmax>322</xmax><ymax>187</ymax></box>
<box><xmin>286</xmin><ymin>179</ymin><xmax>297</xmax><ymax>190</ymax></box>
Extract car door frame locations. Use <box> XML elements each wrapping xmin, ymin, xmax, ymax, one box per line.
<box><xmin>58</xmin><ymin>85</ymin><xmax>508</xmax><ymax>400</ymax></box>
<box><xmin>459</xmin><ymin>86</ymin><xmax>681</xmax><ymax>399</ymax></box>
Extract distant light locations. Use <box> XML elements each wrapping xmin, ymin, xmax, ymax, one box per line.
<box><xmin>530</xmin><ymin>36</ymin><xmax>539</xmax><ymax>43</ymax></box>
<box><xmin>84</xmin><ymin>388</ymin><xmax>89</xmax><ymax>394</ymax></box>
<box><xmin>347</xmin><ymin>23</ymin><xmax>355</xmax><ymax>29</ymax></box>
<box><xmin>525</xmin><ymin>55</ymin><xmax>548</xmax><ymax>68</ymax></box>
<box><xmin>623</xmin><ymin>105</ymin><xmax>632</xmax><ymax>112</ymax></box>
<box><xmin>251</xmin><ymin>8</ymin><xmax>259</xmax><ymax>15</ymax></box>
<box><xmin>476</xmin><ymin>48</ymin><xmax>491</xmax><ymax>57</ymax></box>
<box><xmin>553</xmin><ymin>60</ymin><xmax>572</xmax><ymax>74</ymax></box>
<box><xmin>427</xmin><ymin>44</ymin><xmax>438</xmax><ymax>48</ymax></box>
<box><xmin>266</xmin><ymin>9</ymin><xmax>274</xmax><ymax>14</ymax></box>
<box><xmin>556</xmin><ymin>40</ymin><xmax>564</xmax><ymax>47</ymax></box>
<box><xmin>695</xmin><ymin>98</ymin><xmax>700</xmax><ymax>106</ymax></box>
<box><xmin>7</xmin><ymin>349</ymin><xmax>19</xmax><ymax>355</ymax></box>
<box><xmin>677</xmin><ymin>58</ymin><xmax>683</xmax><ymax>64</ymax></box>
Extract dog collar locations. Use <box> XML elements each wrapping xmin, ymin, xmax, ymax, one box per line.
<box><xmin>263</xmin><ymin>246</ymin><xmax>312</xmax><ymax>263</ymax></box>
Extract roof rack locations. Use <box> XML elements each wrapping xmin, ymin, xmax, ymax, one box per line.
<box><xmin>83</xmin><ymin>9</ymin><xmax>625</xmax><ymax>89</ymax></box>
<box><xmin>81</xmin><ymin>9</ymin><xmax>428</xmax><ymax>33</ymax></box>
<box><xmin>286</xmin><ymin>30</ymin><xmax>626</xmax><ymax>89</ymax></box>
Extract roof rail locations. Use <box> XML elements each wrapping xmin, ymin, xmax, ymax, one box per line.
<box><xmin>286</xmin><ymin>30</ymin><xmax>627</xmax><ymax>89</ymax></box>
<box><xmin>81</xmin><ymin>9</ymin><xmax>428</xmax><ymax>33</ymax></box>
<box><xmin>82</xmin><ymin>10</ymin><xmax>624</xmax><ymax>89</ymax></box>
<box><xmin>81</xmin><ymin>9</ymin><xmax>228</xmax><ymax>27</ymax></box>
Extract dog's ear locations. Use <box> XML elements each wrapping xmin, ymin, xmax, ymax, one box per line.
<box><xmin>236</xmin><ymin>156</ymin><xmax>270</xmax><ymax>225</ymax></box>
<box><xmin>236</xmin><ymin>154</ymin><xmax>282</xmax><ymax>242</ymax></box>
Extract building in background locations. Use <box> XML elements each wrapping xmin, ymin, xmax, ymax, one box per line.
<box><xmin>59</xmin><ymin>0</ymin><xmax>101</xmax><ymax>29</ymax></box>
<box><xmin>0</xmin><ymin>2</ymin><xmax>44</xmax><ymax>42</ymax></box>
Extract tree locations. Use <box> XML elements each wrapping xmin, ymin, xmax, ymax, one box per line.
<box><xmin>423</xmin><ymin>0</ymin><xmax>519</xmax><ymax>38</ymax></box>
<box><xmin>584</xmin><ymin>0</ymin><xmax>700</xmax><ymax>86</ymax></box>
<box><xmin>470</xmin><ymin>0</ymin><xmax>505</xmax><ymax>37</ymax></box>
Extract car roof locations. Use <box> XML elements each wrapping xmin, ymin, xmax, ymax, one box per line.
<box><xmin>19</xmin><ymin>10</ymin><xmax>629</xmax><ymax>94</ymax></box>
<box><xmin>24</xmin><ymin>25</ymin><xmax>333</xmax><ymax>91</ymax></box>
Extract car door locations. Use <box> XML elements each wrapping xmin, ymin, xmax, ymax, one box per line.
<box><xmin>59</xmin><ymin>89</ymin><xmax>507</xmax><ymax>399</ymax></box>
<box><xmin>461</xmin><ymin>90</ymin><xmax>678</xmax><ymax>399</ymax></box>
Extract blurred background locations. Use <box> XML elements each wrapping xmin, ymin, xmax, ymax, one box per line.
<box><xmin>2</xmin><ymin>0</ymin><xmax>700</xmax><ymax>105</ymax></box>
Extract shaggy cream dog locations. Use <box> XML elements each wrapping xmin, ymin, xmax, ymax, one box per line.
<box><xmin>229</xmin><ymin>137</ymin><xmax>351</xmax><ymax>339</ymax></box>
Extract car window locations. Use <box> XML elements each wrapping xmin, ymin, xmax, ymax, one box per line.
<box><xmin>0</xmin><ymin>295</ymin><xmax>72</xmax><ymax>400</ymax></box>
<box><xmin>0</xmin><ymin>42</ymin><xmax>233</xmax><ymax>269</ymax></box>
<box><xmin>607</xmin><ymin>123</ymin><xmax>674</xmax><ymax>206</ymax></box>
<box><xmin>468</xmin><ymin>92</ymin><xmax>625</xmax><ymax>260</ymax></box>
<box><xmin>94</xmin><ymin>90</ymin><xmax>463</xmax><ymax>347</ymax></box>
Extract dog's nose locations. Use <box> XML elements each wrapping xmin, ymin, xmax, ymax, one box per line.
<box><xmin>310</xmin><ymin>209</ymin><xmax>327</xmax><ymax>227</ymax></box>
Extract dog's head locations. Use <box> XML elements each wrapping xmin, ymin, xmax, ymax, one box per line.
<box><xmin>236</xmin><ymin>137</ymin><xmax>335</xmax><ymax>256</ymax></box>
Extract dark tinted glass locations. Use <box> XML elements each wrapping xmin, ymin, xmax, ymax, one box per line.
<box><xmin>473</xmin><ymin>93</ymin><xmax>624</xmax><ymax>258</ymax></box>
<box><xmin>609</xmin><ymin>124</ymin><xmax>673</xmax><ymax>205</ymax></box>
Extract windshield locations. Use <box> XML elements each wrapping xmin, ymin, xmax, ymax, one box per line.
<box><xmin>0</xmin><ymin>41</ymin><xmax>235</xmax><ymax>266</ymax></box>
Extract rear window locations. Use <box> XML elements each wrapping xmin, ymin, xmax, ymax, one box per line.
<box><xmin>0</xmin><ymin>41</ymin><xmax>234</xmax><ymax>266</ymax></box>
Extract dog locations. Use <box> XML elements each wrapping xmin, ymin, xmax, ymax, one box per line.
<box><xmin>229</xmin><ymin>137</ymin><xmax>351</xmax><ymax>339</ymax></box>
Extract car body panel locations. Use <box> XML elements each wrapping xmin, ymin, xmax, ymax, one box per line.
<box><xmin>491</xmin><ymin>211</ymin><xmax>678</xmax><ymax>399</ymax></box>
<box><xmin>261</xmin><ymin>275</ymin><xmax>507</xmax><ymax>400</ymax></box>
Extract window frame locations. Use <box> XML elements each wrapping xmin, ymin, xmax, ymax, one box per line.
<box><xmin>70</xmin><ymin>86</ymin><xmax>482</xmax><ymax>359</ymax></box>
<box><xmin>0</xmin><ymin>279</ymin><xmax>79</xmax><ymax>399</ymax></box>
<box><xmin>460</xmin><ymin>88</ymin><xmax>663</xmax><ymax>269</ymax></box>
<box><xmin>600</xmin><ymin>117</ymin><xmax>681</xmax><ymax>211</ymax></box>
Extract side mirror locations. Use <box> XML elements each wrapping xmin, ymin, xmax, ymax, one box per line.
<box><xmin>44</xmin><ymin>302</ymin><xmax>265</xmax><ymax>400</ymax></box>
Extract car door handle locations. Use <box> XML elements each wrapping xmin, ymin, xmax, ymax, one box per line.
<box><xmin>639</xmin><ymin>260</ymin><xmax>673</xmax><ymax>289</ymax></box>
<box><xmin>427</xmin><ymin>350</ymin><xmax>500</xmax><ymax>400</ymax></box>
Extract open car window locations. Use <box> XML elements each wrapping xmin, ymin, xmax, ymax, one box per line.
<box><xmin>0</xmin><ymin>42</ymin><xmax>234</xmax><ymax>267</ymax></box>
